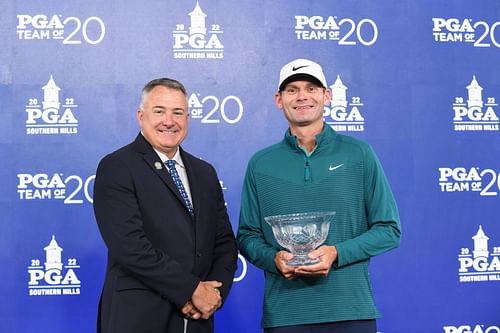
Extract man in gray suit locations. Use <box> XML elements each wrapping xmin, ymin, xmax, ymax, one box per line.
<box><xmin>93</xmin><ymin>78</ymin><xmax>237</xmax><ymax>333</ymax></box>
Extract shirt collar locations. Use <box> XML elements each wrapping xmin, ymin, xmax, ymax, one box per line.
<box><xmin>153</xmin><ymin>147</ymin><xmax>186</xmax><ymax>169</ymax></box>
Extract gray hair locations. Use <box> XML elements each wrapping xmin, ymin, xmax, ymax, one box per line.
<box><xmin>139</xmin><ymin>78</ymin><xmax>187</xmax><ymax>108</ymax></box>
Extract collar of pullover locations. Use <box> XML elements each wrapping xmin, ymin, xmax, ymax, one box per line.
<box><xmin>283</xmin><ymin>123</ymin><xmax>337</xmax><ymax>155</ymax></box>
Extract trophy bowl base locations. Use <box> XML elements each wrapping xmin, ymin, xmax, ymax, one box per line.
<box><xmin>287</xmin><ymin>255</ymin><xmax>320</xmax><ymax>266</ymax></box>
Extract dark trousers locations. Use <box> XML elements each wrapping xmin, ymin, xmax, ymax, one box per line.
<box><xmin>264</xmin><ymin>320</ymin><xmax>377</xmax><ymax>333</ymax></box>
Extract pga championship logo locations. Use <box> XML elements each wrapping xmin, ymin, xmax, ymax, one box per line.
<box><xmin>457</xmin><ymin>226</ymin><xmax>500</xmax><ymax>283</ymax></box>
<box><xmin>172</xmin><ymin>2</ymin><xmax>223</xmax><ymax>59</ymax></box>
<box><xmin>16</xmin><ymin>14</ymin><xmax>105</xmax><ymax>45</ymax></box>
<box><xmin>452</xmin><ymin>76</ymin><xmax>499</xmax><ymax>132</ymax></box>
<box><xmin>323</xmin><ymin>75</ymin><xmax>365</xmax><ymax>132</ymax></box>
<box><xmin>28</xmin><ymin>236</ymin><xmax>81</xmax><ymax>296</ymax></box>
<box><xmin>17</xmin><ymin>172</ymin><xmax>95</xmax><ymax>204</ymax></box>
<box><xmin>188</xmin><ymin>92</ymin><xmax>243</xmax><ymax>124</ymax></box>
<box><xmin>433</xmin><ymin>17</ymin><xmax>500</xmax><ymax>48</ymax></box>
<box><xmin>294</xmin><ymin>14</ymin><xmax>378</xmax><ymax>45</ymax></box>
<box><xmin>438</xmin><ymin>167</ymin><xmax>500</xmax><ymax>197</ymax></box>
<box><xmin>25</xmin><ymin>75</ymin><xmax>79</xmax><ymax>135</ymax></box>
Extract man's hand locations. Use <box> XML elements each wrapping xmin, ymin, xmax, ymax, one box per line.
<box><xmin>181</xmin><ymin>300</ymin><xmax>202</xmax><ymax>320</ymax></box>
<box><xmin>190</xmin><ymin>281</ymin><xmax>222</xmax><ymax>319</ymax></box>
<box><xmin>294</xmin><ymin>245</ymin><xmax>338</xmax><ymax>277</ymax></box>
<box><xmin>274</xmin><ymin>250</ymin><xmax>297</xmax><ymax>280</ymax></box>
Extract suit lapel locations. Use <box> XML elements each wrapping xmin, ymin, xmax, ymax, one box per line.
<box><xmin>132</xmin><ymin>134</ymin><xmax>193</xmax><ymax>218</ymax></box>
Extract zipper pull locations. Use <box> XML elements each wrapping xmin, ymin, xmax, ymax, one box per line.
<box><xmin>304</xmin><ymin>160</ymin><xmax>310</xmax><ymax>181</ymax></box>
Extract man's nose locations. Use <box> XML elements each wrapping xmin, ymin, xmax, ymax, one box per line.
<box><xmin>161</xmin><ymin>111</ymin><xmax>175</xmax><ymax>124</ymax></box>
<box><xmin>296</xmin><ymin>88</ymin><xmax>309</xmax><ymax>99</ymax></box>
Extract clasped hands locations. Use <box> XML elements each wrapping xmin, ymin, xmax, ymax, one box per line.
<box><xmin>181</xmin><ymin>280</ymin><xmax>222</xmax><ymax>320</ymax></box>
<box><xmin>274</xmin><ymin>245</ymin><xmax>338</xmax><ymax>280</ymax></box>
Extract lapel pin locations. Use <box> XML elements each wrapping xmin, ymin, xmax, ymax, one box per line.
<box><xmin>154</xmin><ymin>162</ymin><xmax>163</xmax><ymax>170</ymax></box>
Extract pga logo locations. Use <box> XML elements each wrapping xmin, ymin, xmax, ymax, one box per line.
<box><xmin>17</xmin><ymin>173</ymin><xmax>95</xmax><ymax>204</ymax></box>
<box><xmin>17</xmin><ymin>173</ymin><xmax>66</xmax><ymax>200</ymax></box>
<box><xmin>26</xmin><ymin>107</ymin><xmax>78</xmax><ymax>125</ymax></box>
<box><xmin>173</xmin><ymin>33</ymin><xmax>222</xmax><ymax>49</ymax></box>
<box><xmin>439</xmin><ymin>167</ymin><xmax>500</xmax><ymax>196</ymax></box>
<box><xmin>16</xmin><ymin>14</ymin><xmax>106</xmax><ymax>45</ymax></box>
<box><xmin>453</xmin><ymin>105</ymin><xmax>498</xmax><ymax>122</ymax></box>
<box><xmin>438</xmin><ymin>167</ymin><xmax>481</xmax><ymax>182</ymax></box>
<box><xmin>18</xmin><ymin>173</ymin><xmax>65</xmax><ymax>189</ymax></box>
<box><xmin>295</xmin><ymin>16</ymin><xmax>340</xmax><ymax>30</ymax></box>
<box><xmin>444</xmin><ymin>325</ymin><xmax>500</xmax><ymax>333</ymax></box>
<box><xmin>452</xmin><ymin>76</ymin><xmax>499</xmax><ymax>131</ymax></box>
<box><xmin>323</xmin><ymin>105</ymin><xmax>364</xmax><ymax>122</ymax></box>
<box><xmin>28</xmin><ymin>236</ymin><xmax>81</xmax><ymax>296</ymax></box>
<box><xmin>432</xmin><ymin>18</ymin><xmax>474</xmax><ymax>32</ymax></box>
<box><xmin>432</xmin><ymin>17</ymin><xmax>500</xmax><ymax>48</ymax></box>
<box><xmin>25</xmin><ymin>75</ymin><xmax>79</xmax><ymax>135</ymax></box>
<box><xmin>172</xmin><ymin>2</ymin><xmax>224</xmax><ymax>55</ymax></box>
<box><xmin>28</xmin><ymin>267</ymin><xmax>80</xmax><ymax>286</ymax></box>
<box><xmin>17</xmin><ymin>14</ymin><xmax>64</xmax><ymax>29</ymax></box>
<box><xmin>459</xmin><ymin>255</ymin><xmax>500</xmax><ymax>273</ymax></box>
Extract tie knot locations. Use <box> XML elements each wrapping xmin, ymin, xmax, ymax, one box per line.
<box><xmin>165</xmin><ymin>160</ymin><xmax>176</xmax><ymax>169</ymax></box>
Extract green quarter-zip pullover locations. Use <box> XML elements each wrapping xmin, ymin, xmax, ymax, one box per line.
<box><xmin>237</xmin><ymin>124</ymin><xmax>401</xmax><ymax>328</ymax></box>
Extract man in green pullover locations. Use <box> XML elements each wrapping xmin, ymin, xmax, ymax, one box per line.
<box><xmin>237</xmin><ymin>58</ymin><xmax>401</xmax><ymax>333</ymax></box>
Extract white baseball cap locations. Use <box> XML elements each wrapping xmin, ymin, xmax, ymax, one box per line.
<box><xmin>278</xmin><ymin>58</ymin><xmax>327</xmax><ymax>91</ymax></box>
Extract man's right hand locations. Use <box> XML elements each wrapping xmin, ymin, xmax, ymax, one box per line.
<box><xmin>274</xmin><ymin>250</ymin><xmax>296</xmax><ymax>280</ymax></box>
<box><xmin>181</xmin><ymin>300</ymin><xmax>202</xmax><ymax>320</ymax></box>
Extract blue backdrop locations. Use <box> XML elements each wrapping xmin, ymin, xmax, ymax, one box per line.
<box><xmin>2</xmin><ymin>1</ymin><xmax>500</xmax><ymax>332</ymax></box>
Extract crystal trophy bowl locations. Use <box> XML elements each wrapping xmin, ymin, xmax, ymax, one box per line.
<box><xmin>264</xmin><ymin>211</ymin><xmax>335</xmax><ymax>266</ymax></box>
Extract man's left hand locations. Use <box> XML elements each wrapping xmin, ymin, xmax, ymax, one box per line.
<box><xmin>294</xmin><ymin>245</ymin><xmax>338</xmax><ymax>277</ymax></box>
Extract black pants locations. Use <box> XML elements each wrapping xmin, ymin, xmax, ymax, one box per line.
<box><xmin>264</xmin><ymin>320</ymin><xmax>377</xmax><ymax>333</ymax></box>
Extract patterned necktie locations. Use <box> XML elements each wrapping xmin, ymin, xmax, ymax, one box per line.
<box><xmin>165</xmin><ymin>160</ymin><xmax>194</xmax><ymax>216</ymax></box>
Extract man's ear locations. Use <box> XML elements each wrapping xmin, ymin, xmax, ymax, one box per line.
<box><xmin>323</xmin><ymin>89</ymin><xmax>332</xmax><ymax>106</ymax></box>
<box><xmin>274</xmin><ymin>92</ymin><xmax>283</xmax><ymax>109</ymax></box>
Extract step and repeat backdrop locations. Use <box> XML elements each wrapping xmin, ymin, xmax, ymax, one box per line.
<box><xmin>1</xmin><ymin>1</ymin><xmax>500</xmax><ymax>332</ymax></box>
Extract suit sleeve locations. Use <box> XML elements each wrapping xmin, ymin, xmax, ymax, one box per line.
<box><xmin>93</xmin><ymin>154</ymin><xmax>200</xmax><ymax>308</ymax></box>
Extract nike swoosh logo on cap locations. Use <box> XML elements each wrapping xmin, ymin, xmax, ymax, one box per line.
<box><xmin>292</xmin><ymin>65</ymin><xmax>309</xmax><ymax>71</ymax></box>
